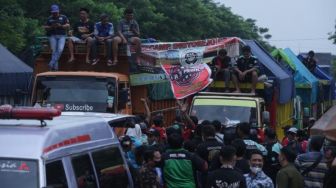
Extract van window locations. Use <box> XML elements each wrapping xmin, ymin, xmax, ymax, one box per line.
<box><xmin>0</xmin><ymin>158</ymin><xmax>38</xmax><ymax>188</ymax></box>
<box><xmin>92</xmin><ymin>147</ymin><xmax>129</xmax><ymax>188</ymax></box>
<box><xmin>46</xmin><ymin>160</ymin><xmax>68</xmax><ymax>188</ymax></box>
<box><xmin>72</xmin><ymin>154</ymin><xmax>97</xmax><ymax>188</ymax></box>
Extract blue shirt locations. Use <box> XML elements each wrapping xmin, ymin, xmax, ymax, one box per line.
<box><xmin>94</xmin><ymin>22</ymin><xmax>114</xmax><ymax>37</ymax></box>
<box><xmin>46</xmin><ymin>14</ymin><xmax>69</xmax><ymax>36</ymax></box>
<box><xmin>244</xmin><ymin>171</ymin><xmax>274</xmax><ymax>188</ymax></box>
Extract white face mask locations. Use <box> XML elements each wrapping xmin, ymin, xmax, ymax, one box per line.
<box><xmin>250</xmin><ymin>166</ymin><xmax>262</xmax><ymax>174</ymax></box>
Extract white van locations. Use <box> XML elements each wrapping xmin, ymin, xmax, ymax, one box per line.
<box><xmin>0</xmin><ymin>107</ymin><xmax>133</xmax><ymax>188</ymax></box>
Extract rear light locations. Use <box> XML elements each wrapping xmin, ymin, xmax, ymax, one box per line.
<box><xmin>0</xmin><ymin>105</ymin><xmax>61</xmax><ymax>120</ymax></box>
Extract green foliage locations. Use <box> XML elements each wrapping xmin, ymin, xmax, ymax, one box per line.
<box><xmin>329</xmin><ymin>20</ymin><xmax>336</xmax><ymax>44</ymax></box>
<box><xmin>0</xmin><ymin>0</ymin><xmax>273</xmax><ymax>53</ymax></box>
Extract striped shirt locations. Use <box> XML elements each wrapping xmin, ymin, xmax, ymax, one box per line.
<box><xmin>295</xmin><ymin>152</ymin><xmax>329</xmax><ymax>188</ymax></box>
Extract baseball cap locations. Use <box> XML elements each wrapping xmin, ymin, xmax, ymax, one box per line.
<box><xmin>50</xmin><ymin>4</ymin><xmax>59</xmax><ymax>13</ymax></box>
<box><xmin>148</xmin><ymin>128</ymin><xmax>160</xmax><ymax>137</ymax></box>
<box><xmin>287</xmin><ymin>127</ymin><xmax>298</xmax><ymax>134</ymax></box>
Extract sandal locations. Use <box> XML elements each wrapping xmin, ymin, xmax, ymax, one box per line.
<box><xmin>107</xmin><ymin>60</ymin><xmax>113</xmax><ymax>66</ymax></box>
<box><xmin>91</xmin><ymin>59</ymin><xmax>100</xmax><ymax>66</ymax></box>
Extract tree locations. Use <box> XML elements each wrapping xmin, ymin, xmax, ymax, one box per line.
<box><xmin>0</xmin><ymin>0</ymin><xmax>274</xmax><ymax>53</ymax></box>
<box><xmin>329</xmin><ymin>20</ymin><xmax>336</xmax><ymax>44</ymax></box>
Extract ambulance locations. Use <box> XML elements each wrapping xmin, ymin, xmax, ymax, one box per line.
<box><xmin>0</xmin><ymin>105</ymin><xmax>133</xmax><ymax>188</ymax></box>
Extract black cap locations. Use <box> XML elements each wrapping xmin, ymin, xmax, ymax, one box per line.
<box><xmin>148</xmin><ymin>128</ymin><xmax>160</xmax><ymax>137</ymax></box>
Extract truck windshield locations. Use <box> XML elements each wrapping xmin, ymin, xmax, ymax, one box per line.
<box><xmin>0</xmin><ymin>158</ymin><xmax>38</xmax><ymax>188</ymax></box>
<box><xmin>191</xmin><ymin>98</ymin><xmax>257</xmax><ymax>126</ymax></box>
<box><xmin>34</xmin><ymin>76</ymin><xmax>116</xmax><ymax>113</ymax></box>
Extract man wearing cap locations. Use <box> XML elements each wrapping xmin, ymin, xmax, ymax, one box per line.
<box><xmin>232</xmin><ymin>46</ymin><xmax>259</xmax><ymax>94</ymax></box>
<box><xmin>285</xmin><ymin>127</ymin><xmax>306</xmax><ymax>154</ymax></box>
<box><xmin>43</xmin><ymin>4</ymin><xmax>70</xmax><ymax>71</ymax></box>
<box><xmin>91</xmin><ymin>13</ymin><xmax>115</xmax><ymax>66</ymax></box>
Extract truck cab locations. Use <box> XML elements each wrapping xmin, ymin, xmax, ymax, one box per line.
<box><xmin>31</xmin><ymin>71</ymin><xmax>131</xmax><ymax>114</ymax></box>
<box><xmin>189</xmin><ymin>92</ymin><xmax>269</xmax><ymax>128</ymax></box>
<box><xmin>0</xmin><ymin>106</ymin><xmax>133</xmax><ymax>188</ymax></box>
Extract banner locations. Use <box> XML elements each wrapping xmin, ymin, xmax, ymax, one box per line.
<box><xmin>129</xmin><ymin>37</ymin><xmax>241</xmax><ymax>86</ymax></box>
<box><xmin>161</xmin><ymin>63</ymin><xmax>213</xmax><ymax>99</ymax></box>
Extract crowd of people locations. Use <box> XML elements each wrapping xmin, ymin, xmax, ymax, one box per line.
<box><xmin>43</xmin><ymin>4</ymin><xmax>141</xmax><ymax>70</ymax></box>
<box><xmin>119</xmin><ymin>110</ymin><xmax>336</xmax><ymax>188</ymax></box>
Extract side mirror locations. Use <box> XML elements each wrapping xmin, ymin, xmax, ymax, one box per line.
<box><xmin>262</xmin><ymin>111</ymin><xmax>270</xmax><ymax>124</ymax></box>
<box><xmin>303</xmin><ymin>107</ymin><xmax>310</xmax><ymax>118</ymax></box>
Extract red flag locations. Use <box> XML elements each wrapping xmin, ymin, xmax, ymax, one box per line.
<box><xmin>161</xmin><ymin>64</ymin><xmax>213</xmax><ymax>99</ymax></box>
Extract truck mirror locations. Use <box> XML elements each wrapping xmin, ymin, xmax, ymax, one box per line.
<box><xmin>303</xmin><ymin>107</ymin><xmax>310</xmax><ymax>118</ymax></box>
<box><xmin>262</xmin><ymin>111</ymin><xmax>270</xmax><ymax>124</ymax></box>
<box><xmin>118</xmin><ymin>88</ymin><xmax>128</xmax><ymax>110</ymax></box>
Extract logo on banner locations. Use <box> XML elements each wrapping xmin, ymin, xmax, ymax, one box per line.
<box><xmin>179</xmin><ymin>48</ymin><xmax>204</xmax><ymax>67</ymax></box>
<box><xmin>169</xmin><ymin>66</ymin><xmax>200</xmax><ymax>87</ymax></box>
<box><xmin>162</xmin><ymin>63</ymin><xmax>213</xmax><ymax>99</ymax></box>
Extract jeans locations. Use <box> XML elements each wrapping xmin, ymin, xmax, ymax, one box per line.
<box><xmin>48</xmin><ymin>35</ymin><xmax>66</xmax><ymax>70</ymax></box>
<box><xmin>91</xmin><ymin>38</ymin><xmax>113</xmax><ymax>60</ymax></box>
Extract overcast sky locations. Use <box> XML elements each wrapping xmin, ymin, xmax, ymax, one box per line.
<box><xmin>215</xmin><ymin>0</ymin><xmax>336</xmax><ymax>55</ymax></box>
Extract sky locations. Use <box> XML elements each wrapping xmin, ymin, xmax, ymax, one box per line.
<box><xmin>215</xmin><ymin>0</ymin><xmax>336</xmax><ymax>55</ymax></box>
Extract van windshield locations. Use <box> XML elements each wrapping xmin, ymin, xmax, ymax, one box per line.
<box><xmin>0</xmin><ymin>158</ymin><xmax>38</xmax><ymax>188</ymax></box>
<box><xmin>191</xmin><ymin>98</ymin><xmax>257</xmax><ymax>126</ymax></box>
<box><xmin>34</xmin><ymin>76</ymin><xmax>116</xmax><ymax>113</ymax></box>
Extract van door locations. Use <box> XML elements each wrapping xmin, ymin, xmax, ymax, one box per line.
<box><xmin>66</xmin><ymin>146</ymin><xmax>133</xmax><ymax>188</ymax></box>
<box><xmin>45</xmin><ymin>160</ymin><xmax>68</xmax><ymax>188</ymax></box>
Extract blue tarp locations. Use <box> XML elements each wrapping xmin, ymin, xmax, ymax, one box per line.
<box><xmin>282</xmin><ymin>48</ymin><xmax>319</xmax><ymax>104</ymax></box>
<box><xmin>297</xmin><ymin>54</ymin><xmax>335</xmax><ymax>100</ymax></box>
<box><xmin>244</xmin><ymin>40</ymin><xmax>294</xmax><ymax>104</ymax></box>
<box><xmin>0</xmin><ymin>44</ymin><xmax>33</xmax><ymax>95</ymax></box>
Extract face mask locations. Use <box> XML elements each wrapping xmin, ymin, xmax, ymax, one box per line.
<box><xmin>250</xmin><ymin>166</ymin><xmax>262</xmax><ymax>174</ymax></box>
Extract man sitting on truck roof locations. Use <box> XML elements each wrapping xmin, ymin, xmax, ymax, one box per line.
<box><xmin>210</xmin><ymin>49</ymin><xmax>232</xmax><ymax>92</ymax></box>
<box><xmin>43</xmin><ymin>4</ymin><xmax>70</xmax><ymax>71</ymax></box>
<box><xmin>112</xmin><ymin>8</ymin><xmax>141</xmax><ymax>65</ymax></box>
<box><xmin>67</xmin><ymin>8</ymin><xmax>94</xmax><ymax>64</ymax></box>
<box><xmin>91</xmin><ymin>13</ymin><xmax>115</xmax><ymax>66</ymax></box>
<box><xmin>232</xmin><ymin>46</ymin><xmax>259</xmax><ymax>94</ymax></box>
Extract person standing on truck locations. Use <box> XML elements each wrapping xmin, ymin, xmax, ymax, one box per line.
<box><xmin>303</xmin><ymin>50</ymin><xmax>317</xmax><ymax>72</ymax></box>
<box><xmin>232</xmin><ymin>46</ymin><xmax>259</xmax><ymax>94</ymax></box>
<box><xmin>91</xmin><ymin>13</ymin><xmax>114</xmax><ymax>66</ymax></box>
<box><xmin>210</xmin><ymin>49</ymin><xmax>232</xmax><ymax>92</ymax></box>
<box><xmin>43</xmin><ymin>4</ymin><xmax>70</xmax><ymax>71</ymax></box>
<box><xmin>67</xmin><ymin>8</ymin><xmax>94</xmax><ymax>64</ymax></box>
<box><xmin>112</xmin><ymin>8</ymin><xmax>141</xmax><ymax>65</ymax></box>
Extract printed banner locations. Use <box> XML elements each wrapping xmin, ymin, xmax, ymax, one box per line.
<box><xmin>161</xmin><ymin>63</ymin><xmax>213</xmax><ymax>99</ymax></box>
<box><xmin>129</xmin><ymin>37</ymin><xmax>241</xmax><ymax>86</ymax></box>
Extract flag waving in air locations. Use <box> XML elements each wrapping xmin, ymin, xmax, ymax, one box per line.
<box><xmin>161</xmin><ymin>63</ymin><xmax>213</xmax><ymax>99</ymax></box>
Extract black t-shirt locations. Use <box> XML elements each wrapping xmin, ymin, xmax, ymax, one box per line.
<box><xmin>73</xmin><ymin>20</ymin><xmax>94</xmax><ymax>39</ymax></box>
<box><xmin>46</xmin><ymin>14</ymin><xmax>69</xmax><ymax>36</ymax></box>
<box><xmin>196</xmin><ymin>138</ymin><xmax>223</xmax><ymax>163</ymax></box>
<box><xmin>235</xmin><ymin>159</ymin><xmax>250</xmax><ymax>174</ymax></box>
<box><xmin>207</xmin><ymin>167</ymin><xmax>246</xmax><ymax>188</ymax></box>
<box><xmin>211</xmin><ymin>56</ymin><xmax>231</xmax><ymax>69</ymax></box>
<box><xmin>235</xmin><ymin>56</ymin><xmax>259</xmax><ymax>72</ymax></box>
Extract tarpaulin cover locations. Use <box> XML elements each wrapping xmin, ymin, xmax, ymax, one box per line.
<box><xmin>244</xmin><ymin>40</ymin><xmax>294</xmax><ymax>104</ymax></box>
<box><xmin>0</xmin><ymin>44</ymin><xmax>33</xmax><ymax>95</ymax></box>
<box><xmin>311</xmin><ymin>105</ymin><xmax>336</xmax><ymax>141</ymax></box>
<box><xmin>271</xmin><ymin>48</ymin><xmax>319</xmax><ymax>104</ymax></box>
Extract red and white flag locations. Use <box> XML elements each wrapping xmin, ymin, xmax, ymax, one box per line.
<box><xmin>161</xmin><ymin>63</ymin><xmax>213</xmax><ymax>99</ymax></box>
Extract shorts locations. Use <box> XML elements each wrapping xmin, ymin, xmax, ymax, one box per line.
<box><xmin>68</xmin><ymin>36</ymin><xmax>86</xmax><ymax>43</ymax></box>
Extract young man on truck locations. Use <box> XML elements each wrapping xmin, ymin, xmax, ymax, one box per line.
<box><xmin>232</xmin><ymin>46</ymin><xmax>259</xmax><ymax>94</ymax></box>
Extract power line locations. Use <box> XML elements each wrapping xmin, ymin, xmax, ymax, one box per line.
<box><xmin>269</xmin><ymin>38</ymin><xmax>330</xmax><ymax>42</ymax></box>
